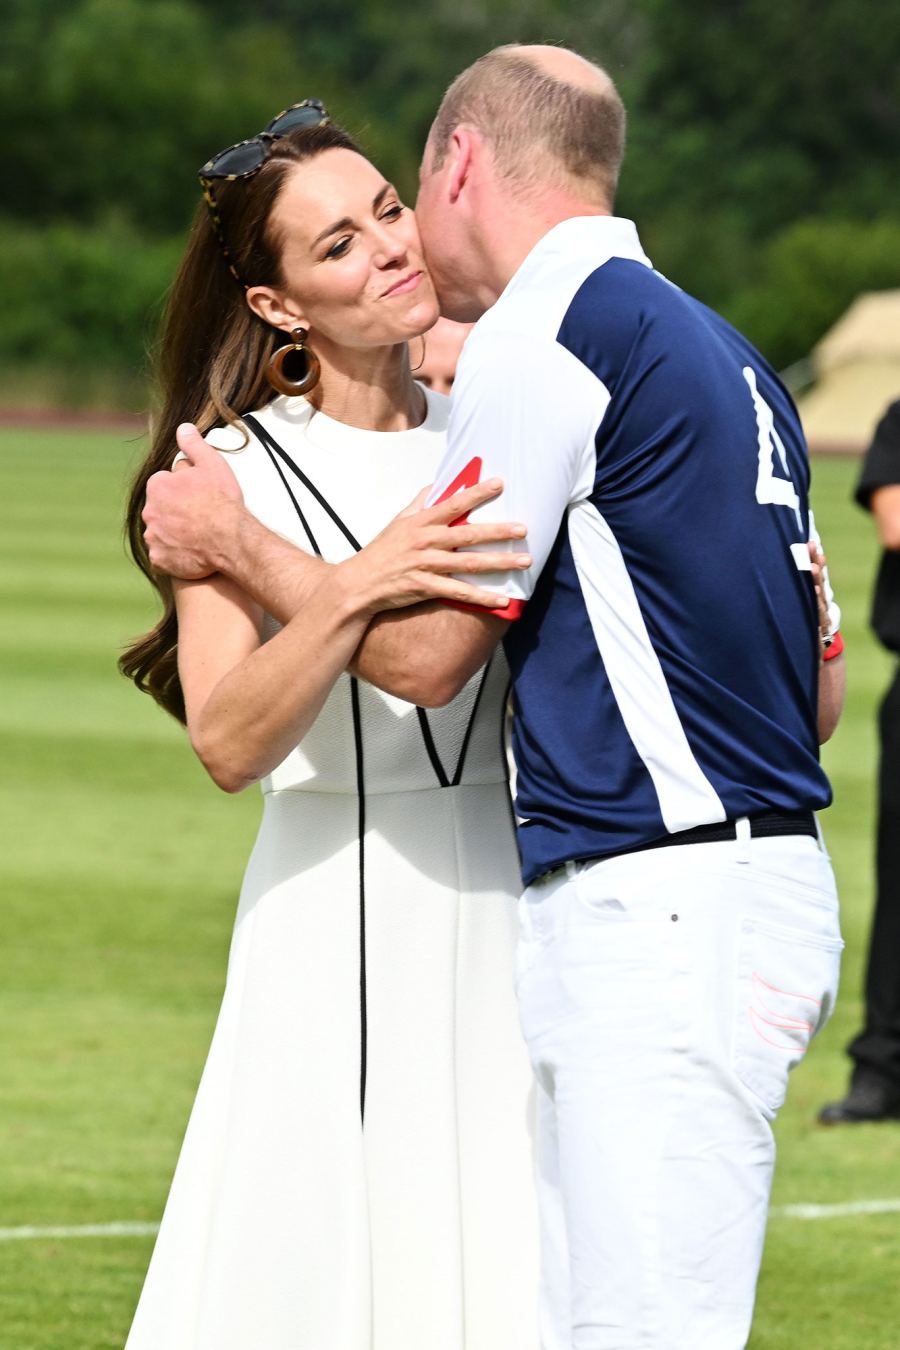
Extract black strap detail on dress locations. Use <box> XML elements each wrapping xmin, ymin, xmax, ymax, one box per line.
<box><xmin>451</xmin><ymin>660</ymin><xmax>491</xmax><ymax>787</ymax></box>
<box><xmin>244</xmin><ymin>413</ymin><xmax>495</xmax><ymax>1108</ymax></box>
<box><xmin>244</xmin><ymin>412</ymin><xmax>369</xmax><ymax>1123</ymax></box>
<box><xmin>350</xmin><ymin>676</ymin><xmax>368</xmax><ymax>1122</ymax></box>
<box><xmin>244</xmin><ymin>413</ymin><xmax>362</xmax><ymax>551</ymax></box>
<box><xmin>247</xmin><ymin>412</ymin><xmax>489</xmax><ymax>795</ymax></box>
<box><xmin>254</xmin><ymin>436</ymin><xmax>321</xmax><ymax>555</ymax></box>
<box><xmin>415</xmin><ymin>659</ymin><xmax>493</xmax><ymax>789</ymax></box>
<box><xmin>416</xmin><ymin>709</ymin><xmax>451</xmax><ymax>788</ymax></box>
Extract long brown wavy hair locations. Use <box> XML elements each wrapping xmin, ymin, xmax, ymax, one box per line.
<box><xmin>120</xmin><ymin>121</ymin><xmax>362</xmax><ymax>723</ymax></box>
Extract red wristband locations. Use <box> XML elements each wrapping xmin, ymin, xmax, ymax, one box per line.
<box><xmin>444</xmin><ymin>596</ymin><xmax>525</xmax><ymax>621</ymax></box>
<box><xmin>822</xmin><ymin>631</ymin><xmax>844</xmax><ymax>661</ymax></box>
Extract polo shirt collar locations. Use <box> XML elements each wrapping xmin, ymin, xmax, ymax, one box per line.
<box><xmin>505</xmin><ymin>215</ymin><xmax>652</xmax><ymax>295</ymax></box>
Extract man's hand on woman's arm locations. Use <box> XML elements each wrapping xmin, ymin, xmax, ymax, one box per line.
<box><xmin>143</xmin><ymin>424</ymin><xmax>329</xmax><ymax>616</ymax></box>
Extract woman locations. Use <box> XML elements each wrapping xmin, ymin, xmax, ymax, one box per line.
<box><xmin>120</xmin><ymin>104</ymin><xmax>540</xmax><ymax>1349</ymax></box>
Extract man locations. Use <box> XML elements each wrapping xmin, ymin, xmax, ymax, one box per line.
<box><xmin>820</xmin><ymin>399</ymin><xmax>900</xmax><ymax>1124</ymax></box>
<box><xmin>145</xmin><ymin>46</ymin><xmax>846</xmax><ymax>1348</ymax></box>
<box><xmin>415</xmin><ymin>315</ymin><xmax>473</xmax><ymax>396</ymax></box>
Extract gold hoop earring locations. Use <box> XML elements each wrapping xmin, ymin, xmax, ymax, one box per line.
<box><xmin>410</xmin><ymin>336</ymin><xmax>426</xmax><ymax>373</ymax></box>
<box><xmin>265</xmin><ymin>326</ymin><xmax>321</xmax><ymax>397</ymax></box>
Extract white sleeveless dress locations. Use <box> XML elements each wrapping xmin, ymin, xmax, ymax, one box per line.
<box><xmin>125</xmin><ymin>389</ymin><xmax>541</xmax><ymax>1350</ymax></box>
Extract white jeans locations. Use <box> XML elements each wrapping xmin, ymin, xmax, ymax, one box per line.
<box><xmin>516</xmin><ymin>831</ymin><xmax>843</xmax><ymax>1350</ymax></box>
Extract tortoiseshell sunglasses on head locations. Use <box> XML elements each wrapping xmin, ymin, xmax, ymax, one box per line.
<box><xmin>198</xmin><ymin>99</ymin><xmax>330</xmax><ymax>287</ymax></box>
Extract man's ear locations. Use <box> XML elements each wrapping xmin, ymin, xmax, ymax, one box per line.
<box><xmin>446</xmin><ymin>127</ymin><xmax>476</xmax><ymax>204</ymax></box>
<box><xmin>245</xmin><ymin>285</ymin><xmax>308</xmax><ymax>334</ymax></box>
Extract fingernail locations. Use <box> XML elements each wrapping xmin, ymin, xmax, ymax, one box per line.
<box><xmin>515</xmin><ymin>554</ymin><xmax>532</xmax><ymax>566</ymax></box>
<box><xmin>487</xmin><ymin>478</ymin><xmax>503</xmax><ymax>490</ymax></box>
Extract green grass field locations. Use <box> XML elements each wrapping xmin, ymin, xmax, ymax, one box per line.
<box><xmin>1</xmin><ymin>427</ymin><xmax>898</xmax><ymax>1349</ymax></box>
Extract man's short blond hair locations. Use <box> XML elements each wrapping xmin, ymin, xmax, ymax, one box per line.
<box><xmin>428</xmin><ymin>47</ymin><xmax>626</xmax><ymax>207</ymax></box>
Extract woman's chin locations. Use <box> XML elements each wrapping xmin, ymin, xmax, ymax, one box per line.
<box><xmin>404</xmin><ymin>296</ymin><xmax>441</xmax><ymax>339</ymax></box>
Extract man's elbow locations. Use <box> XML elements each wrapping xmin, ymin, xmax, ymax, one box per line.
<box><xmin>357</xmin><ymin>644</ymin><xmax>471</xmax><ymax>708</ymax></box>
<box><xmin>408</xmin><ymin>673</ymin><xmax>469</xmax><ymax>708</ymax></box>
<box><xmin>382</xmin><ymin>664</ymin><xmax>468</xmax><ymax>708</ymax></box>
<box><xmin>817</xmin><ymin>655</ymin><xmax>846</xmax><ymax>745</ymax></box>
<box><xmin>354</xmin><ymin>607</ymin><xmax>503</xmax><ymax>707</ymax></box>
<box><xmin>818</xmin><ymin>713</ymin><xmax>839</xmax><ymax>746</ymax></box>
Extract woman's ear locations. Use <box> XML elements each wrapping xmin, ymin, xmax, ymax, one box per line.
<box><xmin>245</xmin><ymin>285</ymin><xmax>308</xmax><ymax>335</ymax></box>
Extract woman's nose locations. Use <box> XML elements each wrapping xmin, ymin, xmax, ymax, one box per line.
<box><xmin>373</xmin><ymin>227</ymin><xmax>407</xmax><ymax>266</ymax></box>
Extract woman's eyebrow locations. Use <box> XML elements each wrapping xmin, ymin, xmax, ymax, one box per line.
<box><xmin>311</xmin><ymin>184</ymin><xmax>393</xmax><ymax>248</ymax></box>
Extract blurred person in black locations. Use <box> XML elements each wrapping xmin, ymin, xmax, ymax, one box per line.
<box><xmin>820</xmin><ymin>399</ymin><xmax>900</xmax><ymax>1123</ymax></box>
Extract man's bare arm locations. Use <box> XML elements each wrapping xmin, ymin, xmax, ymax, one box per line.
<box><xmin>145</xmin><ymin>485</ymin><xmax>330</xmax><ymax>620</ymax></box>
<box><xmin>817</xmin><ymin>653</ymin><xmax>845</xmax><ymax>745</ymax></box>
<box><xmin>350</xmin><ymin>603</ymin><xmax>507</xmax><ymax>706</ymax></box>
<box><xmin>143</xmin><ymin>425</ymin><xmax>526</xmax><ymax>703</ymax></box>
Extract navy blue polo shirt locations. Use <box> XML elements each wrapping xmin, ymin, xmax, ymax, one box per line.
<box><xmin>430</xmin><ymin>217</ymin><xmax>835</xmax><ymax>885</ymax></box>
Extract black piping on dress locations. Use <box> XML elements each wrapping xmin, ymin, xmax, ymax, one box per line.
<box><xmin>245</xmin><ymin>412</ymin><xmax>370</xmax><ymax>1123</ymax></box>
<box><xmin>243</xmin><ymin>411</ymin><xmax>494</xmax><ymax>1122</ymax></box>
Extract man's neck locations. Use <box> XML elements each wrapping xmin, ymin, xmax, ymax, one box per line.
<box><xmin>481</xmin><ymin>196</ymin><xmax>612</xmax><ymax>305</ymax></box>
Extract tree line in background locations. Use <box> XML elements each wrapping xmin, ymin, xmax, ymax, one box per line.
<box><xmin>3</xmin><ymin>0</ymin><xmax>899</xmax><ymax>407</ymax></box>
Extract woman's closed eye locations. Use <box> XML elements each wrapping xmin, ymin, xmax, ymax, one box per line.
<box><xmin>324</xmin><ymin>234</ymin><xmax>353</xmax><ymax>260</ymax></box>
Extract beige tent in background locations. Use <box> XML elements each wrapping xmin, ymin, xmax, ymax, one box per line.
<box><xmin>793</xmin><ymin>290</ymin><xmax>900</xmax><ymax>454</ymax></box>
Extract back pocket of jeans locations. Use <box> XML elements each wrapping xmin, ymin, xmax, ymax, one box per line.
<box><xmin>733</xmin><ymin>917</ymin><xmax>843</xmax><ymax>1117</ymax></box>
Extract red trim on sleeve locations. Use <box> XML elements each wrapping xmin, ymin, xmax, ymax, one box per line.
<box><xmin>433</xmin><ymin>456</ymin><xmax>483</xmax><ymax>526</ymax></box>
<box><xmin>434</xmin><ymin>456</ymin><xmax>524</xmax><ymax>620</ymax></box>
<box><xmin>445</xmin><ymin>597</ymin><xmax>526</xmax><ymax>622</ymax></box>
<box><xmin>823</xmin><ymin>631</ymin><xmax>844</xmax><ymax>661</ymax></box>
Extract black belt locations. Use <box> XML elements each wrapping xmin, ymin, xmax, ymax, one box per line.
<box><xmin>556</xmin><ymin>809</ymin><xmax>818</xmax><ymax>876</ymax></box>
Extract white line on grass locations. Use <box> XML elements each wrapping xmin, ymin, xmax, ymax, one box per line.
<box><xmin>0</xmin><ymin>1221</ymin><xmax>160</xmax><ymax>1241</ymax></box>
<box><xmin>770</xmin><ymin>1199</ymin><xmax>900</xmax><ymax>1220</ymax></box>
<box><xmin>2</xmin><ymin>1200</ymin><xmax>899</xmax><ymax>1241</ymax></box>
